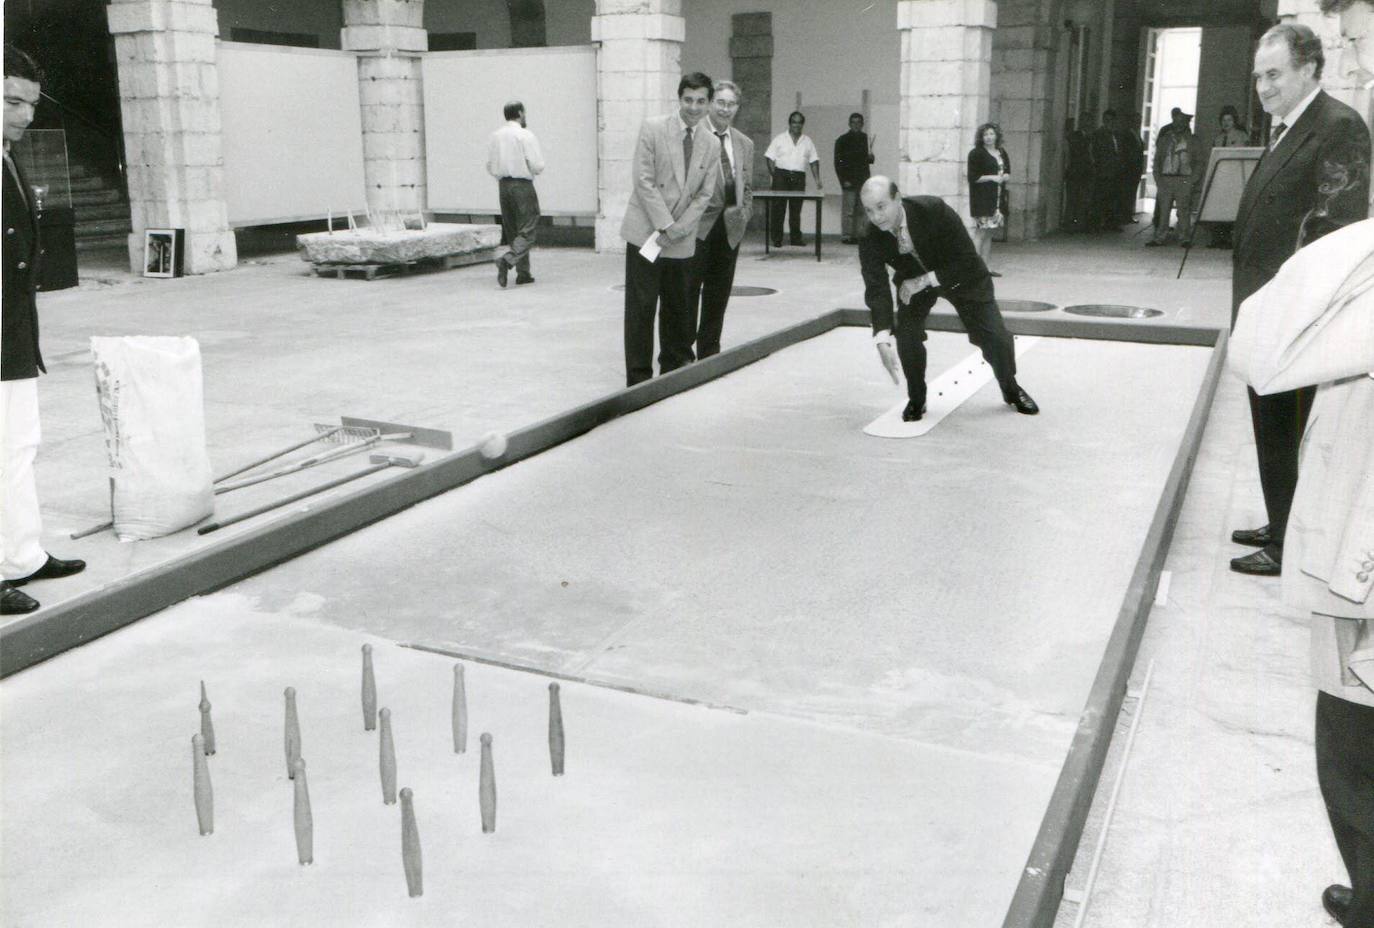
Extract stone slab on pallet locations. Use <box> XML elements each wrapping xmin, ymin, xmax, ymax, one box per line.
<box><xmin>296</xmin><ymin>222</ymin><xmax>501</xmax><ymax>267</ymax></box>
<box><xmin>311</xmin><ymin>247</ymin><xmax>498</xmax><ymax>281</ymax></box>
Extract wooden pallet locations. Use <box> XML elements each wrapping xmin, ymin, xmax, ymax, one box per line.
<box><xmin>311</xmin><ymin>246</ymin><xmax>497</xmax><ymax>280</ymax></box>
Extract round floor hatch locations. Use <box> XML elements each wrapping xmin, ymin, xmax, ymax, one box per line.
<box><xmin>996</xmin><ymin>299</ymin><xmax>1056</xmax><ymax>313</ymax></box>
<box><xmin>1063</xmin><ymin>304</ymin><xmax>1164</xmax><ymax>319</ymax></box>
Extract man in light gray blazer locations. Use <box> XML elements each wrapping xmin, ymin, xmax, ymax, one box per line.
<box><xmin>687</xmin><ymin>79</ymin><xmax>755</xmax><ymax>360</ymax></box>
<box><xmin>621</xmin><ymin>72</ymin><xmax>721</xmax><ymax>387</ymax></box>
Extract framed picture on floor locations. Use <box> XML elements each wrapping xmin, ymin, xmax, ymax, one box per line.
<box><xmin>143</xmin><ymin>228</ymin><xmax>183</xmax><ymax>278</ymax></box>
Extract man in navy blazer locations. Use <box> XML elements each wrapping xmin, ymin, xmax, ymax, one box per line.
<box><xmin>1228</xmin><ymin>23</ymin><xmax>1371</xmax><ymax>577</ymax></box>
<box><xmin>858</xmin><ymin>177</ymin><xmax>1037</xmax><ymax>422</ymax></box>
<box><xmin>2</xmin><ymin>45</ymin><xmax>86</xmax><ymax>615</ymax></box>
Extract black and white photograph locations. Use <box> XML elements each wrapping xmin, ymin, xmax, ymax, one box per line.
<box><xmin>1</xmin><ymin>2</ymin><xmax>1372</xmax><ymax>927</ymax></box>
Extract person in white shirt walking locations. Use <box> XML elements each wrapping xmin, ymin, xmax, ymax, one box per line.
<box><xmin>764</xmin><ymin>111</ymin><xmax>821</xmax><ymax>247</ymax></box>
<box><xmin>486</xmin><ymin>101</ymin><xmax>545</xmax><ymax>287</ymax></box>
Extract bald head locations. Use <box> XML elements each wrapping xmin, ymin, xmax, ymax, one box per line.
<box><xmin>860</xmin><ymin>176</ymin><xmax>903</xmax><ymax>232</ymax></box>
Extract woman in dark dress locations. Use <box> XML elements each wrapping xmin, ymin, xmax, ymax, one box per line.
<box><xmin>967</xmin><ymin>122</ymin><xmax>1010</xmax><ymax>275</ymax></box>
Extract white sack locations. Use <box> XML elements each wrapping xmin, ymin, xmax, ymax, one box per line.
<box><xmin>91</xmin><ymin>336</ymin><xmax>213</xmax><ymax>540</ymax></box>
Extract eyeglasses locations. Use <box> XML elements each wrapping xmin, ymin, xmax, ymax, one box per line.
<box><xmin>715</xmin><ymin>100</ymin><xmax>740</xmax><ymax>109</ymax></box>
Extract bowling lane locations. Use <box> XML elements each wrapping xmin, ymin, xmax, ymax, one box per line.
<box><xmin>225</xmin><ymin>327</ymin><xmax>1212</xmax><ymax>767</ymax></box>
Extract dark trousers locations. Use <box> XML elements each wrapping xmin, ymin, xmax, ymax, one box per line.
<box><xmin>770</xmin><ymin>169</ymin><xmax>806</xmax><ymax>242</ymax></box>
<box><xmin>1316</xmin><ymin>691</ymin><xmax>1374</xmax><ymax>927</ymax></box>
<box><xmin>687</xmin><ymin>215</ymin><xmax>740</xmax><ymax>359</ymax></box>
<box><xmin>1091</xmin><ymin>174</ymin><xmax>1118</xmax><ymax>229</ymax></box>
<box><xmin>497</xmin><ymin>178</ymin><xmax>539</xmax><ymax>278</ymax></box>
<box><xmin>1246</xmin><ymin>384</ymin><xmax>1315</xmax><ymax>544</ymax></box>
<box><xmin>1063</xmin><ymin>174</ymin><xmax>1092</xmax><ymax>231</ymax></box>
<box><xmin>895</xmin><ymin>293</ymin><xmax>1017</xmax><ymax>407</ymax></box>
<box><xmin>624</xmin><ymin>247</ymin><xmax>694</xmax><ymax>386</ymax></box>
<box><xmin>1117</xmin><ymin>171</ymin><xmax>1139</xmax><ymax>223</ymax></box>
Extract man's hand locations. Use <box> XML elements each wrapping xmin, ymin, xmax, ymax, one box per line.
<box><xmin>874</xmin><ymin>333</ymin><xmax>900</xmax><ymax>385</ymax></box>
<box><xmin>897</xmin><ymin>273</ymin><xmax>935</xmax><ymax>304</ymax></box>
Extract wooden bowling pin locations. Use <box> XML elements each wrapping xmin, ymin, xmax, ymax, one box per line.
<box><xmin>548</xmin><ymin>682</ymin><xmax>565</xmax><ymax>777</ymax></box>
<box><xmin>284</xmin><ymin>687</ymin><xmax>301</xmax><ymax>779</ymax></box>
<box><xmin>192</xmin><ymin>733</ymin><xmax>213</xmax><ymax>835</ymax></box>
<box><xmin>400</xmin><ymin>787</ymin><xmax>423</xmax><ymax>897</ymax></box>
<box><xmin>451</xmin><ymin>663</ymin><xmax>467</xmax><ymax>754</ymax></box>
<box><xmin>479</xmin><ymin>732</ymin><xmax>496</xmax><ymax>834</ymax></box>
<box><xmin>198</xmin><ymin>681</ymin><xmax>216</xmax><ymax>756</ymax></box>
<box><xmin>361</xmin><ymin>644</ymin><xmax>377</xmax><ymax>732</ymax></box>
<box><xmin>379</xmin><ymin>707</ymin><xmax>397</xmax><ymax>805</ymax></box>
<box><xmin>293</xmin><ymin>757</ymin><xmax>313</xmax><ymax>865</ymax></box>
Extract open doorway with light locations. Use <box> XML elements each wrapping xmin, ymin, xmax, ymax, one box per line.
<box><xmin>1137</xmin><ymin>27</ymin><xmax>1202</xmax><ymax>240</ymax></box>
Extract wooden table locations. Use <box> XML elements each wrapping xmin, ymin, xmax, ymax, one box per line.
<box><xmin>754</xmin><ymin>190</ymin><xmax>824</xmax><ymax>261</ymax></box>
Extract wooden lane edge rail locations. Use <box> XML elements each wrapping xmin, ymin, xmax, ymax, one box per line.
<box><xmin>999</xmin><ymin>326</ymin><xmax>1230</xmax><ymax>928</ymax></box>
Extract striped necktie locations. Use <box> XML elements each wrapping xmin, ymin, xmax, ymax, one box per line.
<box><xmin>1269</xmin><ymin>123</ymin><xmax>1287</xmax><ymax>150</ymax></box>
<box><xmin>717</xmin><ymin>131</ymin><xmax>736</xmax><ymax>206</ymax></box>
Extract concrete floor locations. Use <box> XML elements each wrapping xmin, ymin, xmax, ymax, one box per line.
<box><xmin>7</xmin><ymin>222</ymin><xmax>1335</xmax><ymax>926</ymax></box>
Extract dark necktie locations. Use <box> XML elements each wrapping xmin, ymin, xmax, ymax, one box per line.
<box><xmin>683</xmin><ymin>127</ymin><xmax>693</xmax><ymax>173</ymax></box>
<box><xmin>1270</xmin><ymin>122</ymin><xmax>1287</xmax><ymax>150</ymax></box>
<box><xmin>717</xmin><ymin>131</ymin><xmax>736</xmax><ymax>206</ymax></box>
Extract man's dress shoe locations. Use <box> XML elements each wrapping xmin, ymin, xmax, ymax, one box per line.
<box><xmin>0</xmin><ymin>582</ymin><xmax>40</xmax><ymax>615</ymax></box>
<box><xmin>496</xmin><ymin>257</ymin><xmax>509</xmax><ymax>288</ymax></box>
<box><xmin>790</xmin><ymin>236</ymin><xmax>806</xmax><ymax>246</ymax></box>
<box><xmin>515</xmin><ymin>276</ymin><xmax>535</xmax><ymax>285</ymax></box>
<box><xmin>1230</xmin><ymin>546</ymin><xmax>1281</xmax><ymax>576</ymax></box>
<box><xmin>1322</xmin><ymin>884</ymin><xmax>1352</xmax><ymax>924</ymax></box>
<box><xmin>1231</xmin><ymin>524</ymin><xmax>1272</xmax><ymax>547</ymax></box>
<box><xmin>1003</xmin><ymin>386</ymin><xmax>1040</xmax><ymax>415</ymax></box>
<box><xmin>902</xmin><ymin>401</ymin><xmax>926</xmax><ymax>422</ymax></box>
<box><xmin>10</xmin><ymin>554</ymin><xmax>86</xmax><ymax>587</ymax></box>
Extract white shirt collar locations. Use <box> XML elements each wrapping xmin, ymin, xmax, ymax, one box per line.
<box><xmin>676</xmin><ymin>113</ymin><xmax>701</xmax><ymax>138</ymax></box>
<box><xmin>1277</xmin><ymin>84</ymin><xmax>1322</xmax><ymax>129</ymax></box>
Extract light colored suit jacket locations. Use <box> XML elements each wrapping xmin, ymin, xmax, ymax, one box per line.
<box><xmin>1230</xmin><ymin>217</ymin><xmax>1374</xmax><ymax>704</ymax></box>
<box><xmin>619</xmin><ymin>114</ymin><xmax>720</xmax><ymax>260</ymax></box>
<box><xmin>696</xmin><ymin>124</ymin><xmax>754</xmax><ymax>249</ymax></box>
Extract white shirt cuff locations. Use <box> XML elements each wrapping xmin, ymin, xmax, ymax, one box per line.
<box><xmin>873</xmin><ymin>330</ymin><xmax>893</xmax><ymax>344</ymax></box>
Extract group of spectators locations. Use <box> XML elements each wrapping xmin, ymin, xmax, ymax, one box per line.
<box><xmin>1063</xmin><ymin>102</ymin><xmax>1266</xmax><ymax>247</ymax></box>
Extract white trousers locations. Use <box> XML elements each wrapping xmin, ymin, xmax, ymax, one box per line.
<box><xmin>1</xmin><ymin>377</ymin><xmax>47</xmax><ymax>579</ymax></box>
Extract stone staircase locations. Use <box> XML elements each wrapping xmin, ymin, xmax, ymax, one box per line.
<box><xmin>69</xmin><ymin>161</ymin><xmax>131</xmax><ymax>251</ymax></box>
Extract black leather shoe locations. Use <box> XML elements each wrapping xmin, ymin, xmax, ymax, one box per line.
<box><xmin>1003</xmin><ymin>385</ymin><xmax>1039</xmax><ymax>415</ymax></box>
<box><xmin>1231</xmin><ymin>524</ymin><xmax>1273</xmax><ymax>547</ymax></box>
<box><xmin>790</xmin><ymin>236</ymin><xmax>806</xmax><ymax>246</ymax></box>
<box><xmin>1</xmin><ymin>581</ymin><xmax>40</xmax><ymax>615</ymax></box>
<box><xmin>515</xmin><ymin>276</ymin><xmax>535</xmax><ymax>285</ymax></box>
<box><xmin>902</xmin><ymin>401</ymin><xmax>927</xmax><ymax>422</ymax></box>
<box><xmin>496</xmin><ymin>257</ymin><xmax>508</xmax><ymax>288</ymax></box>
<box><xmin>1322</xmin><ymin>885</ymin><xmax>1352</xmax><ymax>923</ymax></box>
<box><xmin>10</xmin><ymin>554</ymin><xmax>86</xmax><ymax>587</ymax></box>
<box><xmin>1230</xmin><ymin>546</ymin><xmax>1281</xmax><ymax>576</ymax></box>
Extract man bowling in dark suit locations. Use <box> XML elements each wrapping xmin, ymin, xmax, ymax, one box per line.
<box><xmin>857</xmin><ymin>176</ymin><xmax>1038</xmax><ymax>422</ymax></box>
<box><xmin>1228</xmin><ymin>23</ymin><xmax>1371</xmax><ymax>577</ymax></box>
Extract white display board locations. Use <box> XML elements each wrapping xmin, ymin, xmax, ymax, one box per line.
<box><xmin>218</xmin><ymin>43</ymin><xmax>368</xmax><ymax>226</ymax></box>
<box><xmin>422</xmin><ymin>46</ymin><xmax>598</xmax><ymax>216</ymax></box>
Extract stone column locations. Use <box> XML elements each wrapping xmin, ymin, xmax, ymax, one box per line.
<box><xmin>341</xmin><ymin>0</ymin><xmax>428</xmax><ymax>216</ymax></box>
<box><xmin>591</xmin><ymin>0</ymin><xmax>684</xmax><ymax>253</ymax></box>
<box><xmin>730</xmin><ymin>13</ymin><xmax>773</xmax><ymax>202</ymax></box>
<box><xmin>990</xmin><ymin>0</ymin><xmax>1060</xmax><ymax>239</ymax></box>
<box><xmin>897</xmin><ymin>0</ymin><xmax>997</xmax><ymax>223</ymax></box>
<box><xmin>107</xmin><ymin>0</ymin><xmax>236</xmax><ymax>274</ymax></box>
<box><xmin>1279</xmin><ymin>0</ymin><xmax>1369</xmax><ymax>119</ymax></box>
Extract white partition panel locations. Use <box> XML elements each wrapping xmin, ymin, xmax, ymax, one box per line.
<box><xmin>218</xmin><ymin>43</ymin><xmax>367</xmax><ymax>226</ymax></box>
<box><xmin>423</xmin><ymin>47</ymin><xmax>598</xmax><ymax>216</ymax></box>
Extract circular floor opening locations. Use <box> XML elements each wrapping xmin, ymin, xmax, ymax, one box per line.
<box><xmin>1063</xmin><ymin>304</ymin><xmax>1164</xmax><ymax>319</ymax></box>
<box><xmin>995</xmin><ymin>299</ymin><xmax>1056</xmax><ymax>313</ymax></box>
<box><xmin>610</xmin><ymin>284</ymin><xmax>778</xmax><ymax>296</ymax></box>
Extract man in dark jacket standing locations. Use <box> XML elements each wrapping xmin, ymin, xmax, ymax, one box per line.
<box><xmin>1089</xmin><ymin>109</ymin><xmax>1123</xmax><ymax>231</ymax></box>
<box><xmin>834</xmin><ymin>113</ymin><xmax>874</xmax><ymax>244</ymax></box>
<box><xmin>2</xmin><ymin>46</ymin><xmax>85</xmax><ymax>615</ymax></box>
<box><xmin>1227</xmin><ymin>23</ymin><xmax>1371</xmax><ymax>578</ymax></box>
<box><xmin>857</xmin><ymin>176</ymin><xmax>1038</xmax><ymax>423</ymax></box>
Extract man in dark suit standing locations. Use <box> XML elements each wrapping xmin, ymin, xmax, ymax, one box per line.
<box><xmin>1089</xmin><ymin>109</ymin><xmax>1123</xmax><ymax>232</ymax></box>
<box><xmin>2</xmin><ymin>45</ymin><xmax>86</xmax><ymax>615</ymax></box>
<box><xmin>834</xmin><ymin>112</ymin><xmax>874</xmax><ymax>244</ymax></box>
<box><xmin>858</xmin><ymin>176</ymin><xmax>1038</xmax><ymax>422</ymax></box>
<box><xmin>1228</xmin><ymin>23</ymin><xmax>1371</xmax><ymax>577</ymax></box>
<box><xmin>686</xmin><ymin>79</ymin><xmax>753</xmax><ymax>361</ymax></box>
